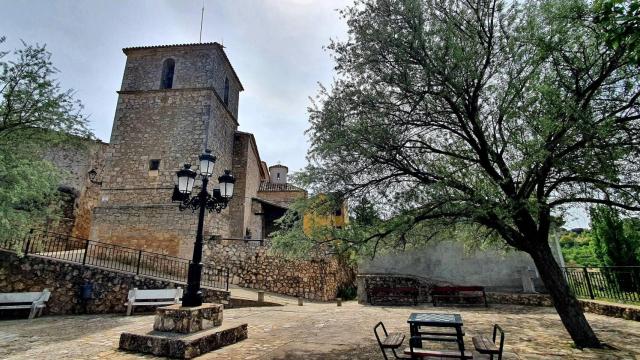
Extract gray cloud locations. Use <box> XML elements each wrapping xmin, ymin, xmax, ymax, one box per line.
<box><xmin>2</xmin><ymin>0</ymin><xmax>350</xmax><ymax>173</ymax></box>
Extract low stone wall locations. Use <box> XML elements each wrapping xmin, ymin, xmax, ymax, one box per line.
<box><xmin>487</xmin><ymin>292</ymin><xmax>554</xmax><ymax>307</ymax></box>
<box><xmin>205</xmin><ymin>240</ymin><xmax>355</xmax><ymax>301</ymax></box>
<box><xmin>356</xmin><ymin>273</ymin><xmax>447</xmax><ymax>304</ymax></box>
<box><xmin>580</xmin><ymin>300</ymin><xmax>640</xmax><ymax>321</ymax></box>
<box><xmin>0</xmin><ymin>251</ymin><xmax>229</xmax><ymax>316</ymax></box>
<box><xmin>357</xmin><ymin>274</ymin><xmax>639</xmax><ymax>322</ymax></box>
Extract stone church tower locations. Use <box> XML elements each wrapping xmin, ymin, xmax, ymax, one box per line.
<box><xmin>90</xmin><ymin>43</ymin><xmax>243</xmax><ymax>258</ymax></box>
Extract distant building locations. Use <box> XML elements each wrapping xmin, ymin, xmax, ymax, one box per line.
<box><xmin>303</xmin><ymin>195</ymin><xmax>349</xmax><ymax>235</ymax></box>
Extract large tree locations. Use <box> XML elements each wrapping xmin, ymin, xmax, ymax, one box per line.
<box><xmin>298</xmin><ymin>0</ymin><xmax>640</xmax><ymax>348</ymax></box>
<box><xmin>0</xmin><ymin>37</ymin><xmax>92</xmax><ymax>246</ymax></box>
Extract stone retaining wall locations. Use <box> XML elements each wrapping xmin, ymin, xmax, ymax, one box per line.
<box><xmin>357</xmin><ymin>274</ymin><xmax>640</xmax><ymax>322</ymax></box>
<box><xmin>0</xmin><ymin>251</ymin><xmax>229</xmax><ymax>316</ymax></box>
<box><xmin>580</xmin><ymin>299</ymin><xmax>640</xmax><ymax>321</ymax></box>
<box><xmin>356</xmin><ymin>273</ymin><xmax>444</xmax><ymax>305</ymax></box>
<box><xmin>489</xmin><ymin>292</ymin><xmax>640</xmax><ymax>321</ymax></box>
<box><xmin>487</xmin><ymin>292</ymin><xmax>554</xmax><ymax>307</ymax></box>
<box><xmin>205</xmin><ymin>240</ymin><xmax>355</xmax><ymax>301</ymax></box>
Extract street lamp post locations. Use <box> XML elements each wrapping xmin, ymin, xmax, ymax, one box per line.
<box><xmin>172</xmin><ymin>149</ymin><xmax>235</xmax><ymax>307</ymax></box>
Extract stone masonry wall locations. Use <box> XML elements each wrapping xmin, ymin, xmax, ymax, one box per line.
<box><xmin>100</xmin><ymin>90</ymin><xmax>234</xmax><ymax>192</ymax></box>
<box><xmin>228</xmin><ymin>133</ymin><xmax>262</xmax><ymax>239</ymax></box>
<box><xmin>205</xmin><ymin>240</ymin><xmax>355</xmax><ymax>301</ymax></box>
<box><xmin>241</xmin><ymin>137</ymin><xmax>262</xmax><ymax>236</ymax></box>
<box><xmin>91</xmin><ymin>204</ymin><xmax>230</xmax><ymax>257</ymax></box>
<box><xmin>356</xmin><ymin>273</ymin><xmax>450</xmax><ymax>305</ymax></box>
<box><xmin>121</xmin><ymin>44</ymin><xmax>241</xmax><ymax>119</ymax></box>
<box><xmin>248</xmin><ymin>200</ymin><xmax>265</xmax><ymax>240</ymax></box>
<box><xmin>0</xmin><ymin>251</ymin><xmax>229</xmax><ymax>315</ymax></box>
<box><xmin>43</xmin><ymin>140</ymin><xmax>108</xmax><ymax>239</ymax></box>
<box><xmin>92</xmin><ymin>84</ymin><xmax>237</xmax><ymax>258</ymax></box>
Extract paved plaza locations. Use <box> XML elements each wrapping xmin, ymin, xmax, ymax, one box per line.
<box><xmin>1</xmin><ymin>299</ymin><xmax>640</xmax><ymax>360</ymax></box>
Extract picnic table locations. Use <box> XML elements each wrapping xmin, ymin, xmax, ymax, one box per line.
<box><xmin>405</xmin><ymin>312</ymin><xmax>472</xmax><ymax>359</ymax></box>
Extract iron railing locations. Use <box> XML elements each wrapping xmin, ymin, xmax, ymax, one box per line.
<box><xmin>564</xmin><ymin>266</ymin><xmax>640</xmax><ymax>303</ymax></box>
<box><xmin>0</xmin><ymin>229</ymin><xmax>229</xmax><ymax>291</ymax></box>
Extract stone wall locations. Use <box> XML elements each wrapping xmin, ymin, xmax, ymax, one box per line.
<box><xmin>228</xmin><ymin>132</ymin><xmax>263</xmax><ymax>239</ymax></box>
<box><xmin>92</xmin><ymin>62</ymin><xmax>238</xmax><ymax>258</ymax></box>
<box><xmin>249</xmin><ymin>200</ymin><xmax>265</xmax><ymax>240</ymax></box>
<box><xmin>358</xmin><ymin>240</ymin><xmax>562</xmax><ymax>292</ymax></box>
<box><xmin>43</xmin><ymin>140</ymin><xmax>108</xmax><ymax>239</ymax></box>
<box><xmin>100</xmin><ymin>89</ymin><xmax>235</xmax><ymax>192</ymax></box>
<box><xmin>487</xmin><ymin>292</ymin><xmax>554</xmax><ymax>307</ymax></box>
<box><xmin>580</xmin><ymin>299</ymin><xmax>640</xmax><ymax>321</ymax></box>
<box><xmin>205</xmin><ymin>240</ymin><xmax>355</xmax><ymax>301</ymax></box>
<box><xmin>356</xmin><ymin>273</ymin><xmax>447</xmax><ymax>305</ymax></box>
<box><xmin>488</xmin><ymin>293</ymin><xmax>640</xmax><ymax>321</ymax></box>
<box><xmin>121</xmin><ymin>44</ymin><xmax>241</xmax><ymax>119</ymax></box>
<box><xmin>0</xmin><ymin>251</ymin><xmax>229</xmax><ymax>315</ymax></box>
<box><xmin>91</xmin><ymin>205</ymin><xmax>232</xmax><ymax>257</ymax></box>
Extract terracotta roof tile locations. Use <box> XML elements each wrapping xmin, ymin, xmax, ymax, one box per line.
<box><xmin>258</xmin><ymin>182</ymin><xmax>306</xmax><ymax>192</ymax></box>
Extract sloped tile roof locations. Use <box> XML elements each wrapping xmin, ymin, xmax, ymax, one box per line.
<box><xmin>258</xmin><ymin>182</ymin><xmax>306</xmax><ymax>192</ymax></box>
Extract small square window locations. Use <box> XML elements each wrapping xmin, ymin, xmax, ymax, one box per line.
<box><xmin>149</xmin><ymin>159</ymin><xmax>161</xmax><ymax>171</ymax></box>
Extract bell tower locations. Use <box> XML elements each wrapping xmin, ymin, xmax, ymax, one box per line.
<box><xmin>90</xmin><ymin>43</ymin><xmax>243</xmax><ymax>258</ymax></box>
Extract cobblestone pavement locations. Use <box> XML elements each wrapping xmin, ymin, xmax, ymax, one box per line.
<box><xmin>1</xmin><ymin>301</ymin><xmax>640</xmax><ymax>359</ymax></box>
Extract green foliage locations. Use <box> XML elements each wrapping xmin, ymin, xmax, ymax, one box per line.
<box><xmin>559</xmin><ymin>231</ymin><xmax>600</xmax><ymax>266</ymax></box>
<box><xmin>594</xmin><ymin>0</ymin><xmax>640</xmax><ymax>64</ymax></box>
<box><xmin>590</xmin><ymin>206</ymin><xmax>640</xmax><ymax>267</ymax></box>
<box><xmin>0</xmin><ymin>37</ymin><xmax>92</xmax><ymax>249</ymax></box>
<box><xmin>0</xmin><ymin>37</ymin><xmax>91</xmax><ymax>143</ymax></box>
<box><xmin>269</xmin><ymin>198</ymin><xmax>321</xmax><ymax>260</ymax></box>
<box><xmin>270</xmin><ymin>195</ymin><xmax>363</xmax><ymax>263</ymax></box>
<box><xmin>0</xmin><ymin>148</ymin><xmax>63</xmax><ymax>249</ymax></box>
<box><xmin>282</xmin><ymin>0</ymin><xmax>640</xmax><ymax>346</ymax></box>
<box><xmin>336</xmin><ymin>284</ymin><xmax>357</xmax><ymax>300</ymax></box>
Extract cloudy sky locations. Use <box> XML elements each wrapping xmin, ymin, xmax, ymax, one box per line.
<box><xmin>2</xmin><ymin>0</ymin><xmax>350</xmax><ymax>170</ymax></box>
<box><xmin>2</xmin><ymin>0</ymin><xmax>589</xmax><ymax>228</ymax></box>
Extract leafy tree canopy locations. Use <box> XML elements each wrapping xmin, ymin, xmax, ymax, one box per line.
<box><xmin>289</xmin><ymin>0</ymin><xmax>640</xmax><ymax>347</ymax></box>
<box><xmin>590</xmin><ymin>206</ymin><xmax>640</xmax><ymax>266</ymax></box>
<box><xmin>0</xmin><ymin>37</ymin><xmax>92</xmax><ymax>247</ymax></box>
<box><xmin>0</xmin><ymin>37</ymin><xmax>91</xmax><ymax>143</ymax></box>
<box><xmin>559</xmin><ymin>230</ymin><xmax>600</xmax><ymax>266</ymax></box>
<box><xmin>594</xmin><ymin>0</ymin><xmax>640</xmax><ymax>64</ymax></box>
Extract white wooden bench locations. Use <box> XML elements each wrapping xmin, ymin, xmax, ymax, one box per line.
<box><xmin>125</xmin><ymin>287</ymin><xmax>183</xmax><ymax>316</ymax></box>
<box><xmin>0</xmin><ymin>289</ymin><xmax>51</xmax><ymax>319</ymax></box>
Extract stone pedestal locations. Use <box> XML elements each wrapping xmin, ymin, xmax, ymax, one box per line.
<box><xmin>154</xmin><ymin>303</ymin><xmax>223</xmax><ymax>333</ymax></box>
<box><xmin>520</xmin><ymin>267</ymin><xmax>537</xmax><ymax>293</ymax></box>
<box><xmin>120</xmin><ymin>322</ymin><xmax>247</xmax><ymax>359</ymax></box>
<box><xmin>119</xmin><ymin>303</ymin><xmax>247</xmax><ymax>359</ymax></box>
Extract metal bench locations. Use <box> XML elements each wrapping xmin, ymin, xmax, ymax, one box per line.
<box><xmin>472</xmin><ymin>324</ymin><xmax>505</xmax><ymax>360</ymax></box>
<box><xmin>125</xmin><ymin>287</ymin><xmax>183</xmax><ymax>316</ymax></box>
<box><xmin>0</xmin><ymin>289</ymin><xmax>51</xmax><ymax>319</ymax></box>
<box><xmin>431</xmin><ymin>286</ymin><xmax>488</xmax><ymax>307</ymax></box>
<box><xmin>374</xmin><ymin>321</ymin><xmax>409</xmax><ymax>359</ymax></box>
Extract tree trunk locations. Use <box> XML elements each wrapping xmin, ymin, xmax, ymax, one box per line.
<box><xmin>528</xmin><ymin>241</ymin><xmax>601</xmax><ymax>348</ymax></box>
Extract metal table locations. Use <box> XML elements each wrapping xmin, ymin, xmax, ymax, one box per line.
<box><xmin>407</xmin><ymin>313</ymin><xmax>466</xmax><ymax>354</ymax></box>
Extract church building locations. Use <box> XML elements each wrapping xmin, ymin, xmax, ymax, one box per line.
<box><xmin>79</xmin><ymin>43</ymin><xmax>307</xmax><ymax>258</ymax></box>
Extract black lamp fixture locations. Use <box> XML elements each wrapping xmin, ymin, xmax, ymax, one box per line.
<box><xmin>172</xmin><ymin>149</ymin><xmax>235</xmax><ymax>307</ymax></box>
<box><xmin>88</xmin><ymin>169</ymin><xmax>102</xmax><ymax>185</ymax></box>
